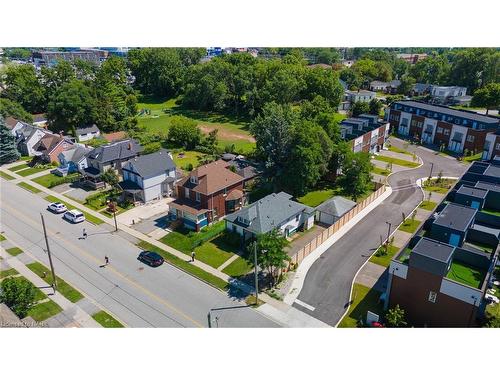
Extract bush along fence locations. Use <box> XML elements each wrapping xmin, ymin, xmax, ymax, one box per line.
<box><xmin>289</xmin><ymin>182</ymin><xmax>386</xmax><ymax>268</ymax></box>
<box><xmin>47</xmin><ymin>174</ymin><xmax>81</xmax><ymax>188</ymax></box>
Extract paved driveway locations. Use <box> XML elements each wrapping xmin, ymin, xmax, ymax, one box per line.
<box><xmin>117</xmin><ymin>197</ymin><xmax>173</xmax><ymax>226</ymax></box>
<box><xmin>293</xmin><ymin>137</ymin><xmax>467</xmax><ymax>326</ymax></box>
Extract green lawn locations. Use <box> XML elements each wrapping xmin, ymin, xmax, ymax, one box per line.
<box><xmin>419</xmin><ymin>200</ymin><xmax>437</xmax><ymax>211</ymax></box>
<box><xmin>463</xmin><ymin>153</ymin><xmax>482</xmax><ymax>163</ymax></box>
<box><xmin>0</xmin><ymin>171</ymin><xmax>15</xmax><ymax>180</ymax></box>
<box><xmin>16</xmin><ymin>167</ymin><xmax>49</xmax><ymax>177</ymax></box>
<box><xmin>44</xmin><ymin>195</ymin><xmax>104</xmax><ymax>225</ymax></box>
<box><xmin>446</xmin><ymin>260</ymin><xmax>486</xmax><ymax>289</ymax></box>
<box><xmin>222</xmin><ymin>256</ymin><xmax>254</xmax><ymax>277</ymax></box>
<box><xmin>369</xmin><ymin>244</ymin><xmax>400</xmax><ymax>268</ymax></box>
<box><xmin>338</xmin><ymin>283</ymin><xmax>384</xmax><ymax>328</ymax></box>
<box><xmin>399</xmin><ymin>218</ymin><xmax>421</xmax><ymax>234</ymax></box>
<box><xmin>422</xmin><ymin>178</ymin><xmax>456</xmax><ymax>194</ymax></box>
<box><xmin>137</xmin><ymin>241</ymin><xmax>229</xmax><ymax>291</ymax></box>
<box><xmin>464</xmin><ymin>240</ymin><xmax>495</xmax><ymax>253</ymax></box>
<box><xmin>388</xmin><ymin>145</ymin><xmax>412</xmax><ymax>156</ymax></box>
<box><xmin>0</xmin><ymin>268</ymin><xmax>19</xmax><ymax>279</ymax></box>
<box><xmin>372</xmin><ymin>166</ymin><xmax>390</xmax><ymax>176</ymax></box>
<box><xmin>0</xmin><ymin>234</ymin><xmax>6</xmax><ymax>241</ymax></box>
<box><xmin>190</xmin><ymin>240</ymin><xmax>235</xmax><ymax>269</ymax></box>
<box><xmin>26</xmin><ymin>262</ymin><xmax>84</xmax><ymax>303</ymax></box>
<box><xmin>28</xmin><ymin>300</ymin><xmax>63</xmax><ymax>322</ymax></box>
<box><xmin>32</xmin><ymin>172</ymin><xmax>79</xmax><ymax>188</ymax></box>
<box><xmin>92</xmin><ymin>310</ymin><xmax>124</xmax><ymax>328</ymax></box>
<box><xmin>172</xmin><ymin>150</ymin><xmax>206</xmax><ymax>170</ymax></box>
<box><xmin>374</xmin><ymin>155</ymin><xmax>420</xmax><ymax>168</ymax></box>
<box><xmin>297</xmin><ymin>189</ymin><xmax>335</xmax><ymax>207</ymax></box>
<box><xmin>6</xmin><ymin>247</ymin><xmax>23</xmax><ymax>256</ymax></box>
<box><xmin>481</xmin><ymin>208</ymin><xmax>500</xmax><ymax>217</ymax></box>
<box><xmin>17</xmin><ymin>181</ymin><xmax>42</xmax><ymax>194</ymax></box>
<box><xmin>8</xmin><ymin>163</ymin><xmax>28</xmax><ymax>172</ymax></box>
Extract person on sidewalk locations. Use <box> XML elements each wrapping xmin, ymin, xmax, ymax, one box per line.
<box><xmin>104</xmin><ymin>255</ymin><xmax>109</xmax><ymax>266</ymax></box>
<box><xmin>191</xmin><ymin>251</ymin><xmax>195</xmax><ymax>262</ymax></box>
<box><xmin>82</xmin><ymin>228</ymin><xmax>87</xmax><ymax>239</ymax></box>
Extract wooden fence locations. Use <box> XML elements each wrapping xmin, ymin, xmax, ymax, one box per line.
<box><xmin>289</xmin><ymin>182</ymin><xmax>386</xmax><ymax>268</ymax></box>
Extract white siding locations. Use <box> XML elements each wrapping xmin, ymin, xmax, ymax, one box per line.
<box><xmin>448</xmin><ymin>124</ymin><xmax>468</xmax><ymax>153</ymax></box>
<box><xmin>26</xmin><ymin>129</ymin><xmax>47</xmax><ymax>156</ymax></box>
<box><xmin>440</xmin><ymin>278</ymin><xmax>482</xmax><ymax>306</ymax></box>
<box><xmin>389</xmin><ymin>261</ymin><xmax>408</xmax><ymax>279</ymax></box>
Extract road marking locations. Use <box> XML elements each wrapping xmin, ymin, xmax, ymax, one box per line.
<box><xmin>1</xmin><ymin>201</ymin><xmax>204</xmax><ymax>327</ymax></box>
<box><xmin>295</xmin><ymin>299</ymin><xmax>316</xmax><ymax>311</ymax></box>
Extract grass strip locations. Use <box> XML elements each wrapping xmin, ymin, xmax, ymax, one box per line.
<box><xmin>374</xmin><ymin>155</ymin><xmax>420</xmax><ymax>168</ymax></box>
<box><xmin>6</xmin><ymin>247</ymin><xmax>23</xmax><ymax>256</ymax></box>
<box><xmin>92</xmin><ymin>310</ymin><xmax>124</xmax><ymax>328</ymax></box>
<box><xmin>17</xmin><ymin>181</ymin><xmax>42</xmax><ymax>193</ymax></box>
<box><xmin>0</xmin><ymin>171</ymin><xmax>15</xmax><ymax>180</ymax></box>
<box><xmin>28</xmin><ymin>300</ymin><xmax>63</xmax><ymax>322</ymax></box>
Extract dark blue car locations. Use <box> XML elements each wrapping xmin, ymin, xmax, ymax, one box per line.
<box><xmin>138</xmin><ymin>251</ymin><xmax>164</xmax><ymax>267</ymax></box>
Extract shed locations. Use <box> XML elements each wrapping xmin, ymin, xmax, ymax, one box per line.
<box><xmin>315</xmin><ymin>196</ymin><xmax>357</xmax><ymax>225</ymax></box>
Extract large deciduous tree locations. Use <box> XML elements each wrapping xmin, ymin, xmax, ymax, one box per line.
<box><xmin>1</xmin><ymin>64</ymin><xmax>46</xmax><ymax>113</ymax></box>
<box><xmin>167</xmin><ymin>115</ymin><xmax>202</xmax><ymax>150</ymax></box>
<box><xmin>251</xmin><ymin>229</ymin><xmax>290</xmax><ymax>287</ymax></box>
<box><xmin>471</xmin><ymin>83</ymin><xmax>500</xmax><ymax>115</ymax></box>
<box><xmin>340</xmin><ymin>150</ymin><xmax>373</xmax><ymax>201</ymax></box>
<box><xmin>0</xmin><ymin>98</ymin><xmax>33</xmax><ymax>122</ymax></box>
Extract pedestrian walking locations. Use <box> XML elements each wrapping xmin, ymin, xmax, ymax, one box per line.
<box><xmin>82</xmin><ymin>228</ymin><xmax>87</xmax><ymax>239</ymax></box>
<box><xmin>105</xmin><ymin>255</ymin><xmax>109</xmax><ymax>265</ymax></box>
<box><xmin>191</xmin><ymin>251</ymin><xmax>195</xmax><ymax>262</ymax></box>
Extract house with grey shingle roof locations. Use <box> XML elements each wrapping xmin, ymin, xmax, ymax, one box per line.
<box><xmin>315</xmin><ymin>196</ymin><xmax>356</xmax><ymax>225</ymax></box>
<box><xmin>55</xmin><ymin>145</ymin><xmax>92</xmax><ymax>176</ymax></box>
<box><xmin>76</xmin><ymin>124</ymin><xmax>100</xmax><ymax>142</ymax></box>
<box><xmin>119</xmin><ymin>149</ymin><xmax>177</xmax><ymax>203</ymax></box>
<box><xmin>225</xmin><ymin>192</ymin><xmax>315</xmax><ymax>239</ymax></box>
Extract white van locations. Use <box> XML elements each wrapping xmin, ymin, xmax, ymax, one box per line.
<box><xmin>63</xmin><ymin>210</ymin><xmax>85</xmax><ymax>223</ymax></box>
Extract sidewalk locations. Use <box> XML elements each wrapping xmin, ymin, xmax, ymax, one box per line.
<box><xmin>1</xmin><ymin>247</ymin><xmax>100</xmax><ymax>328</ymax></box>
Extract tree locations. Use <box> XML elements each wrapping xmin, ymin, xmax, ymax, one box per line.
<box><xmin>1</xmin><ymin>64</ymin><xmax>46</xmax><ymax>113</ymax></box>
<box><xmin>0</xmin><ymin>98</ymin><xmax>33</xmax><ymax>122</ymax></box>
<box><xmin>204</xmin><ymin>129</ymin><xmax>219</xmax><ymax>155</ymax></box>
<box><xmin>0</xmin><ymin>277</ymin><xmax>37</xmax><ymax>318</ymax></box>
<box><xmin>0</xmin><ymin>116</ymin><xmax>20</xmax><ymax>164</ymax></box>
<box><xmin>252</xmin><ymin>229</ymin><xmax>290</xmax><ymax>287</ymax></box>
<box><xmin>368</xmin><ymin>98</ymin><xmax>383</xmax><ymax>116</ymax></box>
<box><xmin>409</xmin><ymin>54</ymin><xmax>450</xmax><ymax>85</ymax></box>
<box><xmin>47</xmin><ymin>79</ymin><xmax>97</xmax><ymax>133</ymax></box>
<box><xmin>471</xmin><ymin>83</ymin><xmax>500</xmax><ymax>115</ymax></box>
<box><xmin>340</xmin><ymin>151</ymin><xmax>373</xmax><ymax>201</ymax></box>
<box><xmin>484</xmin><ymin>303</ymin><xmax>500</xmax><ymax>328</ymax></box>
<box><xmin>350</xmin><ymin>101</ymin><xmax>370</xmax><ymax>117</ymax></box>
<box><xmin>398</xmin><ymin>75</ymin><xmax>416</xmax><ymax>96</ymax></box>
<box><xmin>167</xmin><ymin>115</ymin><xmax>202</xmax><ymax>150</ymax></box>
<box><xmin>250</xmin><ymin>102</ymin><xmax>297</xmax><ymax>181</ymax></box>
<box><xmin>329</xmin><ymin>141</ymin><xmax>351</xmax><ymax>178</ymax></box>
<box><xmin>102</xmin><ymin>168</ymin><xmax>119</xmax><ymax>190</ymax></box>
<box><xmin>385</xmin><ymin>304</ymin><xmax>407</xmax><ymax>327</ymax></box>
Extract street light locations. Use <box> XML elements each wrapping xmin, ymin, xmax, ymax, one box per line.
<box><xmin>107</xmin><ymin>199</ymin><xmax>118</xmax><ymax>232</ymax></box>
<box><xmin>429</xmin><ymin>162</ymin><xmax>434</xmax><ymax>180</ymax></box>
<box><xmin>385</xmin><ymin>221</ymin><xmax>392</xmax><ymax>252</ymax></box>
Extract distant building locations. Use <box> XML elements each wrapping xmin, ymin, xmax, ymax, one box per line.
<box><xmin>76</xmin><ymin>124</ymin><xmax>101</xmax><ymax>142</ymax></box>
<box><xmin>396</xmin><ymin>53</ymin><xmax>428</xmax><ymax>64</ymax></box>
<box><xmin>430</xmin><ymin>85</ymin><xmax>468</xmax><ymax>105</ymax></box>
<box><xmin>32</xmin><ymin>113</ymin><xmax>48</xmax><ymax>128</ymax></box>
<box><xmin>370</xmin><ymin>80</ymin><xmax>401</xmax><ymax>94</ymax></box>
<box><xmin>340</xmin><ymin>114</ymin><xmax>390</xmax><ymax>154</ymax></box>
<box><xmin>32</xmin><ymin>49</ymin><xmax>109</xmax><ymax>67</ymax></box>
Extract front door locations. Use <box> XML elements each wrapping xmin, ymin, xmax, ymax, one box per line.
<box><xmin>470</xmin><ymin>201</ymin><xmax>480</xmax><ymax>210</ymax></box>
<box><xmin>449</xmin><ymin>233</ymin><xmax>461</xmax><ymax>247</ymax></box>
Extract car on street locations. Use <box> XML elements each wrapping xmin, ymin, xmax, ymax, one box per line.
<box><xmin>138</xmin><ymin>251</ymin><xmax>165</xmax><ymax>267</ymax></box>
<box><xmin>47</xmin><ymin>202</ymin><xmax>67</xmax><ymax>214</ymax></box>
<box><xmin>63</xmin><ymin>209</ymin><xmax>85</xmax><ymax>223</ymax></box>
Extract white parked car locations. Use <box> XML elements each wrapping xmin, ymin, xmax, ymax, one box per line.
<box><xmin>48</xmin><ymin>202</ymin><xmax>67</xmax><ymax>214</ymax></box>
<box><xmin>63</xmin><ymin>210</ymin><xmax>85</xmax><ymax>224</ymax></box>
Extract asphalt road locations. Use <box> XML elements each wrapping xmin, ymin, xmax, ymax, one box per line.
<box><xmin>0</xmin><ymin>180</ymin><xmax>279</xmax><ymax>328</ymax></box>
<box><xmin>294</xmin><ymin>138</ymin><xmax>468</xmax><ymax>325</ymax></box>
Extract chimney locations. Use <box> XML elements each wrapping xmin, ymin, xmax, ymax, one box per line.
<box><xmin>127</xmin><ymin>142</ymin><xmax>132</xmax><ymax>150</ymax></box>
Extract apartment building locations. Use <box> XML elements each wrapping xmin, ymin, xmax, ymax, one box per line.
<box><xmin>386</xmin><ymin>161</ymin><xmax>500</xmax><ymax>327</ymax></box>
<box><xmin>340</xmin><ymin>114</ymin><xmax>390</xmax><ymax>154</ymax></box>
<box><xmin>482</xmin><ymin>130</ymin><xmax>500</xmax><ymax>161</ymax></box>
<box><xmin>386</xmin><ymin>100</ymin><xmax>499</xmax><ymax>154</ymax></box>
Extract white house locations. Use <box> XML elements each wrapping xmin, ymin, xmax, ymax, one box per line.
<box><xmin>11</xmin><ymin>121</ymin><xmax>52</xmax><ymax>156</ymax></box>
<box><xmin>119</xmin><ymin>149</ymin><xmax>177</xmax><ymax>203</ymax></box>
<box><xmin>430</xmin><ymin>86</ymin><xmax>467</xmax><ymax>104</ymax></box>
<box><xmin>76</xmin><ymin>124</ymin><xmax>101</xmax><ymax>142</ymax></box>
<box><xmin>224</xmin><ymin>192</ymin><xmax>315</xmax><ymax>240</ymax></box>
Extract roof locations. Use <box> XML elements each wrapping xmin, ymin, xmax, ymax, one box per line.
<box><xmin>433</xmin><ymin>203</ymin><xmax>477</xmax><ymax>232</ymax></box>
<box><xmin>87</xmin><ymin>139</ymin><xmax>142</xmax><ymax>163</ymax></box>
<box><xmin>346</xmin><ymin>90</ymin><xmax>375</xmax><ymax>96</ymax></box>
<box><xmin>179</xmin><ymin>160</ymin><xmax>244</xmax><ymax>195</ymax></box>
<box><xmin>456</xmin><ymin>186</ymin><xmax>488</xmax><ymax>199</ymax></box>
<box><xmin>475</xmin><ymin>181</ymin><xmax>500</xmax><ymax>193</ymax></box>
<box><xmin>412</xmin><ymin>237</ymin><xmax>455</xmax><ymax>263</ymax></box>
<box><xmin>124</xmin><ymin>149</ymin><xmax>176</xmax><ymax>179</ymax></box>
<box><xmin>392</xmin><ymin>100</ymin><xmax>500</xmax><ymax>124</ymax></box>
<box><xmin>61</xmin><ymin>146</ymin><xmax>91</xmax><ymax>163</ymax></box>
<box><xmin>484</xmin><ymin>164</ymin><xmax>500</xmax><ymax>178</ymax></box>
<box><xmin>76</xmin><ymin>124</ymin><xmax>100</xmax><ymax>135</ymax></box>
<box><xmin>118</xmin><ymin>179</ymin><xmax>142</xmax><ymax>193</ymax></box>
<box><xmin>237</xmin><ymin>165</ymin><xmax>259</xmax><ymax>180</ymax></box>
<box><xmin>370</xmin><ymin>80</ymin><xmax>389</xmax><ymax>86</ymax></box>
<box><xmin>103</xmin><ymin>131</ymin><xmax>126</xmax><ymax>142</ymax></box>
<box><xmin>4</xmin><ymin>116</ymin><xmax>20</xmax><ymax>129</ymax></box>
<box><xmin>225</xmin><ymin>192</ymin><xmax>315</xmax><ymax>235</ymax></box>
<box><xmin>225</xmin><ymin>189</ymin><xmax>244</xmax><ymax>201</ymax></box>
<box><xmin>316</xmin><ymin>196</ymin><xmax>356</xmax><ymax>217</ymax></box>
<box><xmin>33</xmin><ymin>133</ymin><xmax>71</xmax><ymax>154</ymax></box>
<box><xmin>32</xmin><ymin>113</ymin><xmax>47</xmax><ymax>123</ymax></box>
<box><xmin>169</xmin><ymin>198</ymin><xmax>209</xmax><ymax>216</ymax></box>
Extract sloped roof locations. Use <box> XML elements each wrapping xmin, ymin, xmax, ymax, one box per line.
<box><xmin>33</xmin><ymin>133</ymin><xmax>70</xmax><ymax>153</ymax></box>
<box><xmin>178</xmin><ymin>160</ymin><xmax>244</xmax><ymax>195</ymax></box>
<box><xmin>87</xmin><ymin>139</ymin><xmax>142</xmax><ymax>163</ymax></box>
<box><xmin>124</xmin><ymin>149</ymin><xmax>176</xmax><ymax>179</ymax></box>
<box><xmin>32</xmin><ymin>113</ymin><xmax>47</xmax><ymax>123</ymax></box>
<box><xmin>4</xmin><ymin>116</ymin><xmax>21</xmax><ymax>129</ymax></box>
<box><xmin>61</xmin><ymin>146</ymin><xmax>91</xmax><ymax>163</ymax></box>
<box><xmin>316</xmin><ymin>196</ymin><xmax>356</xmax><ymax>217</ymax></box>
<box><xmin>76</xmin><ymin>124</ymin><xmax>100</xmax><ymax>135</ymax></box>
<box><xmin>225</xmin><ymin>192</ymin><xmax>315</xmax><ymax>235</ymax></box>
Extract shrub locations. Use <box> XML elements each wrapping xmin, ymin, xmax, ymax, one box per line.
<box><xmin>47</xmin><ymin>174</ymin><xmax>80</xmax><ymax>188</ymax></box>
<box><xmin>0</xmin><ymin>277</ymin><xmax>37</xmax><ymax>318</ymax></box>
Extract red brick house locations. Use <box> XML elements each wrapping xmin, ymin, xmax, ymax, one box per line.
<box><xmin>169</xmin><ymin>160</ymin><xmax>244</xmax><ymax>231</ymax></box>
<box><xmin>33</xmin><ymin>134</ymin><xmax>75</xmax><ymax>164</ymax></box>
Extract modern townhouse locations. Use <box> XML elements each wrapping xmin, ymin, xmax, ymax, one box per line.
<box><xmin>340</xmin><ymin>114</ymin><xmax>390</xmax><ymax>154</ymax></box>
<box><xmin>119</xmin><ymin>149</ymin><xmax>177</xmax><ymax>203</ymax></box>
<box><xmin>482</xmin><ymin>130</ymin><xmax>500</xmax><ymax>161</ymax></box>
<box><xmin>225</xmin><ymin>192</ymin><xmax>315</xmax><ymax>240</ymax></box>
<box><xmin>169</xmin><ymin>160</ymin><xmax>245</xmax><ymax>231</ymax></box>
<box><xmin>386</xmin><ymin>100</ymin><xmax>499</xmax><ymax>154</ymax></box>
<box><xmin>386</xmin><ymin>161</ymin><xmax>500</xmax><ymax>327</ymax></box>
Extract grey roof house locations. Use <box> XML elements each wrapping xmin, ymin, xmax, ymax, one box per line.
<box><xmin>119</xmin><ymin>149</ymin><xmax>177</xmax><ymax>203</ymax></box>
<box><xmin>315</xmin><ymin>196</ymin><xmax>357</xmax><ymax>225</ymax></box>
<box><xmin>76</xmin><ymin>124</ymin><xmax>101</xmax><ymax>142</ymax></box>
<box><xmin>225</xmin><ymin>192</ymin><xmax>315</xmax><ymax>239</ymax></box>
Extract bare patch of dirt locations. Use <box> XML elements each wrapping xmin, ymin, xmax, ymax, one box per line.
<box><xmin>198</xmin><ymin>124</ymin><xmax>255</xmax><ymax>142</ymax></box>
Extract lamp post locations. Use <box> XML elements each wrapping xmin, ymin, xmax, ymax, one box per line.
<box><xmin>385</xmin><ymin>221</ymin><xmax>392</xmax><ymax>252</ymax></box>
<box><xmin>107</xmin><ymin>200</ymin><xmax>118</xmax><ymax>232</ymax></box>
<box><xmin>429</xmin><ymin>162</ymin><xmax>434</xmax><ymax>180</ymax></box>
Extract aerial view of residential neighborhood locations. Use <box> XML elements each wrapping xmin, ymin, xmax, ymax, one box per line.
<box><xmin>1</xmin><ymin>46</ymin><xmax>500</xmax><ymax>329</ymax></box>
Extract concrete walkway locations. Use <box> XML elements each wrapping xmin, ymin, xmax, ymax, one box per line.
<box><xmin>1</xmin><ymin>247</ymin><xmax>100</xmax><ymax>328</ymax></box>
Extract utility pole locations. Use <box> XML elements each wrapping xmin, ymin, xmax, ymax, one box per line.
<box><xmin>107</xmin><ymin>200</ymin><xmax>118</xmax><ymax>232</ymax></box>
<box><xmin>253</xmin><ymin>241</ymin><xmax>259</xmax><ymax>305</ymax></box>
<box><xmin>385</xmin><ymin>221</ymin><xmax>392</xmax><ymax>252</ymax></box>
<box><xmin>429</xmin><ymin>162</ymin><xmax>434</xmax><ymax>180</ymax></box>
<box><xmin>40</xmin><ymin>213</ymin><xmax>57</xmax><ymax>294</ymax></box>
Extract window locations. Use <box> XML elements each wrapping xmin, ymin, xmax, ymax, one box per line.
<box><xmin>190</xmin><ymin>176</ymin><xmax>197</xmax><ymax>184</ymax></box>
<box><xmin>444</xmin><ymin>129</ymin><xmax>450</xmax><ymax>136</ymax></box>
<box><xmin>466</xmin><ymin>135</ymin><xmax>475</xmax><ymax>143</ymax></box>
<box><xmin>224</xmin><ymin>187</ymin><xmax>227</xmax><ymax>194</ymax></box>
<box><xmin>436</xmin><ymin>127</ymin><xmax>443</xmax><ymax>134</ymax></box>
<box><xmin>496</xmin><ymin>143</ymin><xmax>500</xmax><ymax>151</ymax></box>
<box><xmin>428</xmin><ymin>291</ymin><xmax>437</xmax><ymax>303</ymax></box>
<box><xmin>195</xmin><ymin>192</ymin><xmax>200</xmax><ymax>202</ymax></box>
<box><xmin>295</xmin><ymin>214</ymin><xmax>300</xmax><ymax>221</ymax></box>
<box><xmin>184</xmin><ymin>187</ymin><xmax>189</xmax><ymax>198</ymax></box>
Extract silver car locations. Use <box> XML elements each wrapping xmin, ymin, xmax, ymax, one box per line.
<box><xmin>48</xmin><ymin>202</ymin><xmax>67</xmax><ymax>214</ymax></box>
